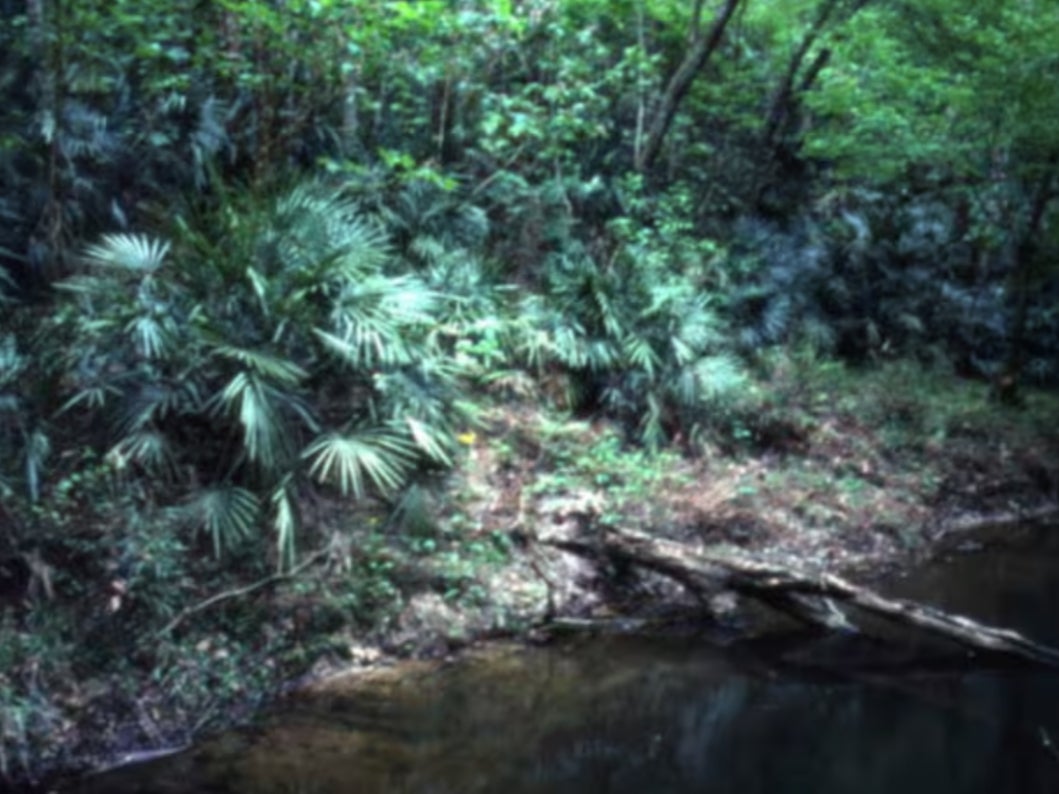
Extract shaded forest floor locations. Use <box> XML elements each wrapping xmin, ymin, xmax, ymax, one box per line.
<box><xmin>24</xmin><ymin>357</ymin><xmax>1059</xmax><ymax>791</ymax></box>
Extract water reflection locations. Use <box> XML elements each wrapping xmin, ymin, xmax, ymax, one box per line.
<box><xmin>70</xmin><ymin>526</ymin><xmax>1059</xmax><ymax>794</ymax></box>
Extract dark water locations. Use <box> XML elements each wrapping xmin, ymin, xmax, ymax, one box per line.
<box><xmin>70</xmin><ymin>525</ymin><xmax>1059</xmax><ymax>794</ymax></box>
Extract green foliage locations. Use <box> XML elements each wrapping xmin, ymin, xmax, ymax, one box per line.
<box><xmin>2</xmin><ymin>0</ymin><xmax>1059</xmax><ymax>784</ymax></box>
<box><xmin>0</xmin><ymin>612</ymin><xmax>73</xmax><ymax>784</ymax></box>
<box><xmin>45</xmin><ymin>183</ymin><xmax>475</xmax><ymax>567</ymax></box>
<box><xmin>529</xmin><ymin>421</ymin><xmax>693</xmax><ymax>526</ymax></box>
<box><xmin>501</xmin><ymin>178</ymin><xmax>754</xmax><ymax>447</ymax></box>
<box><xmin>0</xmin><ymin>332</ymin><xmax>48</xmax><ymax>499</ymax></box>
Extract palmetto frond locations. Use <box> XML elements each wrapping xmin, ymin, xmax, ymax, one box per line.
<box><xmin>212</xmin><ymin>345</ymin><xmax>308</xmax><ymax>385</ymax></box>
<box><xmin>314</xmin><ymin>325</ymin><xmax>410</xmax><ymax>370</ymax></box>
<box><xmin>270</xmin><ymin>475</ymin><xmax>301</xmax><ymax>570</ymax></box>
<box><xmin>126</xmin><ymin>314</ymin><xmax>172</xmax><ymax>360</ymax></box>
<box><xmin>622</xmin><ymin>334</ymin><xmax>661</xmax><ymax>379</ymax></box>
<box><xmin>181</xmin><ymin>485</ymin><xmax>262</xmax><ymax>558</ymax></box>
<box><xmin>214</xmin><ymin>371</ymin><xmax>311</xmax><ymax>471</ymax></box>
<box><xmin>303</xmin><ymin>429</ymin><xmax>416</xmax><ymax>498</ymax></box>
<box><xmin>23</xmin><ymin>430</ymin><xmax>49</xmax><ymax>504</ymax></box>
<box><xmin>380</xmin><ymin>180</ymin><xmax>489</xmax><ymax>260</ymax></box>
<box><xmin>689</xmin><ymin>354</ymin><xmax>750</xmax><ymax>403</ymax></box>
<box><xmin>318</xmin><ymin>274</ymin><xmax>437</xmax><ymax>369</ymax></box>
<box><xmin>83</xmin><ymin>234</ymin><xmax>170</xmax><ymax>273</ymax></box>
<box><xmin>400</xmin><ymin>417</ymin><xmax>454</xmax><ymax>466</ymax></box>
<box><xmin>108</xmin><ymin>429</ymin><xmax>180</xmax><ymax>479</ymax></box>
<box><xmin>373</xmin><ymin>358</ymin><xmax>462</xmax><ymax>424</ymax></box>
<box><xmin>268</xmin><ymin>186</ymin><xmax>390</xmax><ymax>280</ymax></box>
<box><xmin>0</xmin><ymin>337</ymin><xmax>48</xmax><ymax>502</ymax></box>
<box><xmin>0</xmin><ymin>334</ymin><xmax>26</xmax><ymax>388</ymax></box>
<box><xmin>58</xmin><ymin>383</ymin><xmax>121</xmax><ymax>414</ymax></box>
<box><xmin>116</xmin><ymin>379</ymin><xmax>203</xmax><ymax>436</ymax></box>
<box><xmin>41</xmin><ymin>177</ymin><xmax>481</xmax><ymax>568</ymax></box>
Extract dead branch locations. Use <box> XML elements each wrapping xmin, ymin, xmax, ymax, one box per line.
<box><xmin>156</xmin><ymin>548</ymin><xmax>328</xmax><ymax>638</ymax></box>
<box><xmin>550</xmin><ymin>527</ymin><xmax>1059</xmax><ymax>668</ymax></box>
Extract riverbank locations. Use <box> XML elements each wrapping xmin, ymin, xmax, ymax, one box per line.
<box><xmin>70</xmin><ymin>522</ymin><xmax>1059</xmax><ymax>794</ymax></box>
<box><xmin>10</xmin><ymin>356</ymin><xmax>1059</xmax><ymax>792</ymax></box>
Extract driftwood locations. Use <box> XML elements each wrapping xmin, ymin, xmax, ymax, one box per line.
<box><xmin>549</xmin><ymin>527</ymin><xmax>1059</xmax><ymax>668</ymax></box>
<box><xmin>936</xmin><ymin>504</ymin><xmax>1059</xmax><ymax>541</ymax></box>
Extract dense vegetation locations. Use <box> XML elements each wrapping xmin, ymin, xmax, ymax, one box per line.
<box><xmin>1</xmin><ymin>0</ymin><xmax>1057</xmax><ymax>785</ymax></box>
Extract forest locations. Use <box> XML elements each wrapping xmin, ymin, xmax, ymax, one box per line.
<box><xmin>1</xmin><ymin>0</ymin><xmax>1058</xmax><ymax>787</ymax></box>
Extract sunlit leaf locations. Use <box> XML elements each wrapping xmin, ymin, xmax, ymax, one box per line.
<box><xmin>271</xmin><ymin>476</ymin><xmax>299</xmax><ymax>571</ymax></box>
<box><xmin>403</xmin><ymin>417</ymin><xmax>453</xmax><ymax>466</ymax></box>
<box><xmin>84</xmin><ymin>234</ymin><xmax>170</xmax><ymax>273</ymax></box>
<box><xmin>303</xmin><ymin>430</ymin><xmax>415</xmax><ymax>498</ymax></box>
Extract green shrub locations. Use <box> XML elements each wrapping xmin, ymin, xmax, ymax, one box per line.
<box><xmin>43</xmin><ymin>183</ymin><xmax>479</xmax><ymax>568</ymax></box>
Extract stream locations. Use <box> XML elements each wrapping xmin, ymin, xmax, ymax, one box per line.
<box><xmin>68</xmin><ymin>524</ymin><xmax>1059</xmax><ymax>794</ymax></box>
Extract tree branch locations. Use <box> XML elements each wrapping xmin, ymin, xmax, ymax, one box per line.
<box><xmin>156</xmin><ymin>548</ymin><xmax>329</xmax><ymax>638</ymax></box>
<box><xmin>635</xmin><ymin>0</ymin><xmax>745</xmax><ymax>173</ymax></box>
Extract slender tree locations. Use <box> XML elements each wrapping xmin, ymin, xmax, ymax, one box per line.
<box><xmin>635</xmin><ymin>0</ymin><xmax>746</xmax><ymax>173</ymax></box>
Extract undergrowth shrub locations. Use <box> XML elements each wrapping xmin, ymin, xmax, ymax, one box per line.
<box><xmin>37</xmin><ymin>182</ymin><xmax>485</xmax><ymax>568</ymax></box>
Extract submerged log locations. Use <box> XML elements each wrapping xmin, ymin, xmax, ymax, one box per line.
<box><xmin>549</xmin><ymin>527</ymin><xmax>1059</xmax><ymax>668</ymax></box>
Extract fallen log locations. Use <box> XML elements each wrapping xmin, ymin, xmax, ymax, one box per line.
<box><xmin>936</xmin><ymin>504</ymin><xmax>1059</xmax><ymax>542</ymax></box>
<box><xmin>548</xmin><ymin>527</ymin><xmax>1059</xmax><ymax>668</ymax></box>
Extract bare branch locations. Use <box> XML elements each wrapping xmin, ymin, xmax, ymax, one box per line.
<box><xmin>156</xmin><ymin>547</ymin><xmax>329</xmax><ymax>638</ymax></box>
<box><xmin>636</xmin><ymin>0</ymin><xmax>745</xmax><ymax>173</ymax></box>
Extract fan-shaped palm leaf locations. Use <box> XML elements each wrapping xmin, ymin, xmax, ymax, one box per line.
<box><xmin>584</xmin><ymin>339</ymin><xmax>620</xmax><ymax>372</ymax></box>
<box><xmin>303</xmin><ymin>429</ymin><xmax>415</xmax><ymax>498</ymax></box>
<box><xmin>314</xmin><ymin>326</ymin><xmax>409</xmax><ymax>370</ymax></box>
<box><xmin>127</xmin><ymin>315</ymin><xmax>171</xmax><ymax>360</ymax></box>
<box><xmin>0</xmin><ymin>334</ymin><xmax>26</xmax><ymax>386</ymax></box>
<box><xmin>58</xmin><ymin>383</ymin><xmax>121</xmax><ymax>414</ymax></box>
<box><xmin>214</xmin><ymin>372</ymin><xmax>301</xmax><ymax>471</ymax></box>
<box><xmin>270</xmin><ymin>187</ymin><xmax>390</xmax><ymax>280</ymax></box>
<box><xmin>692</xmin><ymin>354</ymin><xmax>750</xmax><ymax>402</ymax></box>
<box><xmin>639</xmin><ymin>391</ymin><xmax>666</xmax><ymax>449</ymax></box>
<box><xmin>116</xmin><ymin>379</ymin><xmax>203</xmax><ymax>436</ymax></box>
<box><xmin>182</xmin><ymin>485</ymin><xmax>262</xmax><ymax>558</ymax></box>
<box><xmin>623</xmin><ymin>334</ymin><xmax>660</xmax><ymax>379</ymax></box>
<box><xmin>23</xmin><ymin>430</ymin><xmax>49</xmax><ymax>504</ymax></box>
<box><xmin>401</xmin><ymin>417</ymin><xmax>454</xmax><ymax>466</ymax></box>
<box><xmin>317</xmin><ymin>278</ymin><xmax>436</xmax><ymax>369</ymax></box>
<box><xmin>108</xmin><ymin>430</ymin><xmax>179</xmax><ymax>479</ymax></box>
<box><xmin>374</xmin><ymin>359</ymin><xmax>461</xmax><ymax>423</ymax></box>
<box><xmin>84</xmin><ymin>234</ymin><xmax>169</xmax><ymax>273</ymax></box>
<box><xmin>212</xmin><ymin>345</ymin><xmax>307</xmax><ymax>385</ymax></box>
<box><xmin>270</xmin><ymin>475</ymin><xmax>300</xmax><ymax>570</ymax></box>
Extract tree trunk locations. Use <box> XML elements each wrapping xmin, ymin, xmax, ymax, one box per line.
<box><xmin>550</xmin><ymin>527</ymin><xmax>1059</xmax><ymax>668</ymax></box>
<box><xmin>761</xmin><ymin>0</ymin><xmax>843</xmax><ymax>149</ymax></box>
<box><xmin>995</xmin><ymin>153</ymin><xmax>1058</xmax><ymax>404</ymax></box>
<box><xmin>634</xmin><ymin>0</ymin><xmax>744</xmax><ymax>174</ymax></box>
<box><xmin>762</xmin><ymin>0</ymin><xmax>868</xmax><ymax>174</ymax></box>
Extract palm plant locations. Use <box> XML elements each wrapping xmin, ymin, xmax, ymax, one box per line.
<box><xmin>513</xmin><ymin>240</ymin><xmax>751</xmax><ymax>448</ymax></box>
<box><xmin>53</xmin><ymin>183</ymin><xmax>476</xmax><ymax>568</ymax></box>
<box><xmin>0</xmin><ymin>335</ymin><xmax>49</xmax><ymax>505</ymax></box>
